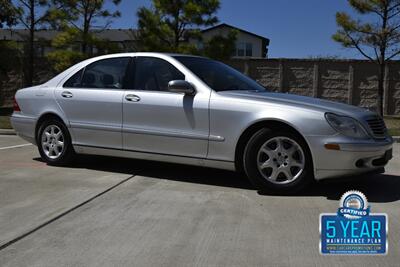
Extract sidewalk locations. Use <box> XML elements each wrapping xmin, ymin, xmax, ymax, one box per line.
<box><xmin>0</xmin><ymin>129</ymin><xmax>16</xmax><ymax>135</ymax></box>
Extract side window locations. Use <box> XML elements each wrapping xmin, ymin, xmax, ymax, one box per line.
<box><xmin>81</xmin><ymin>57</ymin><xmax>130</xmax><ymax>89</ymax></box>
<box><xmin>134</xmin><ymin>57</ymin><xmax>185</xmax><ymax>92</ymax></box>
<box><xmin>63</xmin><ymin>69</ymin><xmax>84</xmax><ymax>88</ymax></box>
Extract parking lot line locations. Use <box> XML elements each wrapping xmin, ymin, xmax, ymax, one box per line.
<box><xmin>0</xmin><ymin>144</ymin><xmax>32</xmax><ymax>150</ymax></box>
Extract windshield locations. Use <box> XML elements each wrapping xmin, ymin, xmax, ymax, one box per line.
<box><xmin>173</xmin><ymin>56</ymin><xmax>267</xmax><ymax>92</ymax></box>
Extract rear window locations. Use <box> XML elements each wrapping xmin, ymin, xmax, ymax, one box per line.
<box><xmin>63</xmin><ymin>69</ymin><xmax>84</xmax><ymax>88</ymax></box>
<box><xmin>63</xmin><ymin>57</ymin><xmax>131</xmax><ymax>89</ymax></box>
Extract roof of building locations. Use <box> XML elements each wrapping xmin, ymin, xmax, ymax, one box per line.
<box><xmin>201</xmin><ymin>23</ymin><xmax>270</xmax><ymax>45</ymax></box>
<box><xmin>0</xmin><ymin>29</ymin><xmax>136</xmax><ymax>42</ymax></box>
<box><xmin>0</xmin><ymin>24</ymin><xmax>270</xmax><ymax>45</ymax></box>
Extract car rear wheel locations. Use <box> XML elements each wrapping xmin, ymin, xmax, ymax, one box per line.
<box><xmin>37</xmin><ymin>119</ymin><xmax>75</xmax><ymax>165</ymax></box>
<box><xmin>243</xmin><ymin>128</ymin><xmax>313</xmax><ymax>194</ymax></box>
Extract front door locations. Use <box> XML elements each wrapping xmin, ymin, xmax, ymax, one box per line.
<box><xmin>55</xmin><ymin>57</ymin><xmax>131</xmax><ymax>149</ymax></box>
<box><xmin>122</xmin><ymin>56</ymin><xmax>209</xmax><ymax>158</ymax></box>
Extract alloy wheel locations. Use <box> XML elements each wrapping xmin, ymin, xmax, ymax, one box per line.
<box><xmin>256</xmin><ymin>136</ymin><xmax>305</xmax><ymax>184</ymax></box>
<box><xmin>41</xmin><ymin>125</ymin><xmax>64</xmax><ymax>159</ymax></box>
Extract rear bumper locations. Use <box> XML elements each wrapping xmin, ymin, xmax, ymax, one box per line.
<box><xmin>10</xmin><ymin>113</ymin><xmax>37</xmax><ymax>144</ymax></box>
<box><xmin>307</xmin><ymin>135</ymin><xmax>394</xmax><ymax>180</ymax></box>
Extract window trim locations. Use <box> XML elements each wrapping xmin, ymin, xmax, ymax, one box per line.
<box><xmin>127</xmin><ymin>56</ymin><xmax>186</xmax><ymax>93</ymax></box>
<box><xmin>63</xmin><ymin>57</ymin><xmax>132</xmax><ymax>90</ymax></box>
<box><xmin>63</xmin><ymin>68</ymin><xmax>85</xmax><ymax>88</ymax></box>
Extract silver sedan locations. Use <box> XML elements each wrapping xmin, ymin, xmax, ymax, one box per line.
<box><xmin>11</xmin><ymin>53</ymin><xmax>394</xmax><ymax>193</ymax></box>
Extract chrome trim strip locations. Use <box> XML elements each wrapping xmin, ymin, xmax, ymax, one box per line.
<box><xmin>71</xmin><ymin>123</ymin><xmax>225</xmax><ymax>141</ymax></box>
<box><xmin>123</xmin><ymin>126</ymin><xmax>224</xmax><ymax>141</ymax></box>
<box><xmin>11</xmin><ymin>114</ymin><xmax>37</xmax><ymax>122</ymax></box>
<box><xmin>70</xmin><ymin>122</ymin><xmax>121</xmax><ymax>132</ymax></box>
<box><xmin>209</xmin><ymin>135</ymin><xmax>225</xmax><ymax>142</ymax></box>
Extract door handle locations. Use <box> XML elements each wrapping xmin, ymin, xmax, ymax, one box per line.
<box><xmin>125</xmin><ymin>94</ymin><xmax>140</xmax><ymax>102</ymax></box>
<box><xmin>61</xmin><ymin>91</ymin><xmax>73</xmax><ymax>98</ymax></box>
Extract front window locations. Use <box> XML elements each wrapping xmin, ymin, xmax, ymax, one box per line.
<box><xmin>133</xmin><ymin>57</ymin><xmax>185</xmax><ymax>92</ymax></box>
<box><xmin>174</xmin><ymin>56</ymin><xmax>266</xmax><ymax>92</ymax></box>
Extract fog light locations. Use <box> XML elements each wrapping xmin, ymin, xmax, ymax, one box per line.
<box><xmin>355</xmin><ymin>159</ymin><xmax>364</xmax><ymax>168</ymax></box>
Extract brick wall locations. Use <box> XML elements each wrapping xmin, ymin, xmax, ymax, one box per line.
<box><xmin>0</xmin><ymin>60</ymin><xmax>54</xmax><ymax>107</ymax></box>
<box><xmin>226</xmin><ymin>58</ymin><xmax>400</xmax><ymax>115</ymax></box>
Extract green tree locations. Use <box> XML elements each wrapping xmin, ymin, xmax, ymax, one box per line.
<box><xmin>0</xmin><ymin>0</ymin><xmax>19</xmax><ymax>28</ymax></box>
<box><xmin>46</xmin><ymin>27</ymin><xmax>86</xmax><ymax>72</ymax></box>
<box><xmin>51</xmin><ymin>0</ymin><xmax>121</xmax><ymax>55</ymax></box>
<box><xmin>47</xmin><ymin>26</ymin><xmax>120</xmax><ymax>72</ymax></box>
<box><xmin>46</xmin><ymin>0</ymin><xmax>122</xmax><ymax>72</ymax></box>
<box><xmin>203</xmin><ymin>30</ymin><xmax>237</xmax><ymax>60</ymax></box>
<box><xmin>13</xmin><ymin>0</ymin><xmax>53</xmax><ymax>86</ymax></box>
<box><xmin>333</xmin><ymin>0</ymin><xmax>400</xmax><ymax>115</ymax></box>
<box><xmin>137</xmin><ymin>0</ymin><xmax>221</xmax><ymax>53</ymax></box>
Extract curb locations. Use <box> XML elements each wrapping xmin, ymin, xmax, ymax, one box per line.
<box><xmin>0</xmin><ymin>129</ymin><xmax>16</xmax><ymax>135</ymax></box>
<box><xmin>393</xmin><ymin>136</ymin><xmax>400</xmax><ymax>143</ymax></box>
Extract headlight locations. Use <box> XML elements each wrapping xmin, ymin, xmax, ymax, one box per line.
<box><xmin>325</xmin><ymin>113</ymin><xmax>369</xmax><ymax>138</ymax></box>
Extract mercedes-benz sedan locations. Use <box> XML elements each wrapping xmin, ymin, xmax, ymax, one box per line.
<box><xmin>11</xmin><ymin>53</ymin><xmax>394</xmax><ymax>193</ymax></box>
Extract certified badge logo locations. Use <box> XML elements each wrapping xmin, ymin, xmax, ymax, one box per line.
<box><xmin>320</xmin><ymin>190</ymin><xmax>388</xmax><ymax>255</ymax></box>
<box><xmin>338</xmin><ymin>191</ymin><xmax>369</xmax><ymax>219</ymax></box>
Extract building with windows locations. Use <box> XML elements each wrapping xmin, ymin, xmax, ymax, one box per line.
<box><xmin>0</xmin><ymin>23</ymin><xmax>269</xmax><ymax>59</ymax></box>
<box><xmin>200</xmin><ymin>23</ymin><xmax>270</xmax><ymax>58</ymax></box>
<box><xmin>0</xmin><ymin>29</ymin><xmax>136</xmax><ymax>57</ymax></box>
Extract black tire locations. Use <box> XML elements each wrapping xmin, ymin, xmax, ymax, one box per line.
<box><xmin>243</xmin><ymin>128</ymin><xmax>313</xmax><ymax>194</ymax></box>
<box><xmin>36</xmin><ymin>119</ymin><xmax>75</xmax><ymax>166</ymax></box>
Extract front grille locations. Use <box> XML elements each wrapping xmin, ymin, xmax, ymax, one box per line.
<box><xmin>366</xmin><ymin>116</ymin><xmax>387</xmax><ymax>139</ymax></box>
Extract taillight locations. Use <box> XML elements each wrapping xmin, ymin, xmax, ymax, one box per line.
<box><xmin>13</xmin><ymin>96</ymin><xmax>21</xmax><ymax>112</ymax></box>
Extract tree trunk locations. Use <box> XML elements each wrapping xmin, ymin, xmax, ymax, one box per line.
<box><xmin>82</xmin><ymin>15</ymin><xmax>89</xmax><ymax>55</ymax></box>
<box><xmin>27</xmin><ymin>0</ymin><xmax>35</xmax><ymax>86</ymax></box>
<box><xmin>377</xmin><ymin>3</ymin><xmax>388</xmax><ymax>117</ymax></box>
<box><xmin>82</xmin><ymin>28</ymin><xmax>88</xmax><ymax>55</ymax></box>
<box><xmin>377</xmin><ymin>63</ymin><xmax>385</xmax><ymax>116</ymax></box>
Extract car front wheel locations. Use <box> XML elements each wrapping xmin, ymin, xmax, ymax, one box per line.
<box><xmin>243</xmin><ymin>128</ymin><xmax>313</xmax><ymax>194</ymax></box>
<box><xmin>37</xmin><ymin>119</ymin><xmax>75</xmax><ymax>165</ymax></box>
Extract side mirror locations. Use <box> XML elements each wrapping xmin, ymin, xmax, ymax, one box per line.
<box><xmin>168</xmin><ymin>80</ymin><xmax>196</xmax><ymax>95</ymax></box>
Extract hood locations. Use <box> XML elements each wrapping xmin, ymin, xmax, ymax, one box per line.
<box><xmin>219</xmin><ymin>90</ymin><xmax>375</xmax><ymax>118</ymax></box>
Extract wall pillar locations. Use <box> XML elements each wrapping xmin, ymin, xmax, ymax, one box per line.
<box><xmin>244</xmin><ymin>60</ymin><xmax>249</xmax><ymax>76</ymax></box>
<box><xmin>279</xmin><ymin>61</ymin><xmax>284</xmax><ymax>92</ymax></box>
<box><xmin>383</xmin><ymin>64</ymin><xmax>390</xmax><ymax>115</ymax></box>
<box><xmin>348</xmin><ymin>64</ymin><xmax>355</xmax><ymax>105</ymax></box>
<box><xmin>313</xmin><ymin>63</ymin><xmax>319</xmax><ymax>98</ymax></box>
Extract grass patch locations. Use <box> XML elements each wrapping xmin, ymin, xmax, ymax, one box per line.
<box><xmin>385</xmin><ymin>116</ymin><xmax>400</xmax><ymax>136</ymax></box>
<box><xmin>0</xmin><ymin>116</ymin><xmax>12</xmax><ymax>129</ymax></box>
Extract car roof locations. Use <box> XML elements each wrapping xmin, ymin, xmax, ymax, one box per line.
<box><xmin>87</xmin><ymin>52</ymin><xmax>206</xmax><ymax>59</ymax></box>
<box><xmin>43</xmin><ymin>52</ymin><xmax>208</xmax><ymax>87</ymax></box>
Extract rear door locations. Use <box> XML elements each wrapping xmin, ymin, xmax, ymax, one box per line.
<box><xmin>55</xmin><ymin>57</ymin><xmax>131</xmax><ymax>149</ymax></box>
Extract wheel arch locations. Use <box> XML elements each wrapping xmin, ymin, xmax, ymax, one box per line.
<box><xmin>234</xmin><ymin>119</ymin><xmax>315</xmax><ymax>177</ymax></box>
<box><xmin>35</xmin><ymin>112</ymin><xmax>68</xmax><ymax>142</ymax></box>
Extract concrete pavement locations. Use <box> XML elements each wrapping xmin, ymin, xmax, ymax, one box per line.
<box><xmin>0</xmin><ymin>136</ymin><xmax>399</xmax><ymax>266</ymax></box>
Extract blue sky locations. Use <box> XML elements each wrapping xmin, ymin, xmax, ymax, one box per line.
<box><xmin>104</xmin><ymin>0</ymin><xmax>365</xmax><ymax>59</ymax></box>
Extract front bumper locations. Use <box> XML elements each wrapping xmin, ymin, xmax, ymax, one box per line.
<box><xmin>306</xmin><ymin>135</ymin><xmax>394</xmax><ymax>180</ymax></box>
